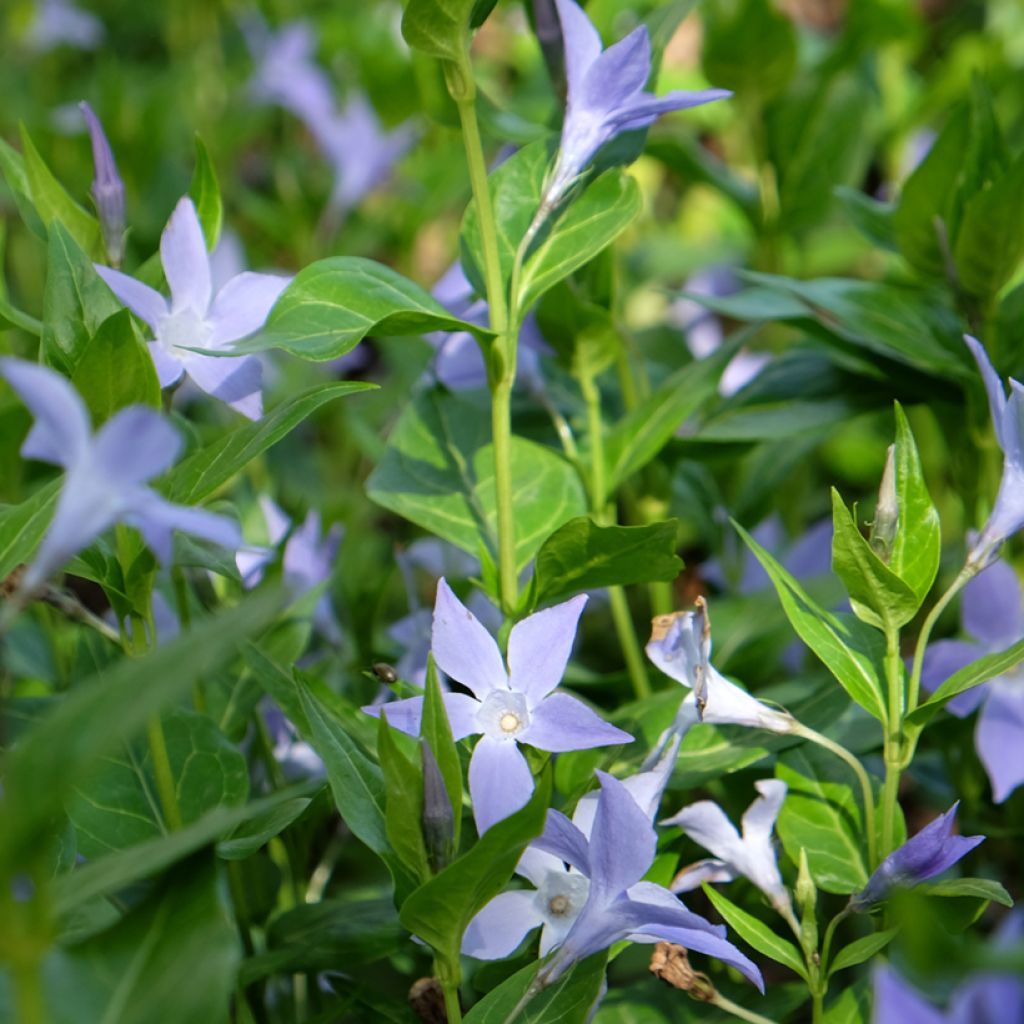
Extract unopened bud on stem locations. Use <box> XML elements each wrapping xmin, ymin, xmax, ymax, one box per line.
<box><xmin>870</xmin><ymin>445</ymin><xmax>898</xmax><ymax>562</ymax></box>
<box><xmin>421</xmin><ymin>740</ymin><xmax>455</xmax><ymax>873</ymax></box>
<box><xmin>79</xmin><ymin>102</ymin><xmax>126</xmax><ymax>267</ymax></box>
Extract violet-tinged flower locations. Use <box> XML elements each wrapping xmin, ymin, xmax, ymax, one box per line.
<box><xmin>1</xmin><ymin>359</ymin><xmax>240</xmax><ymax>593</ymax></box>
<box><xmin>544</xmin><ymin>0</ymin><xmax>730</xmax><ymax>209</ymax></box>
<box><xmin>363</xmin><ymin>579</ymin><xmax>632</xmax><ymax>833</ymax></box>
<box><xmin>263</xmin><ymin>702</ymin><xmax>325</xmax><ymax>781</ymax></box>
<box><xmin>964</xmin><ymin>335</ymin><xmax>1024</xmax><ymax>569</ymax></box>
<box><xmin>25</xmin><ymin>0</ymin><xmax>103</xmax><ymax>52</ymax></box>
<box><xmin>95</xmin><ymin>197</ymin><xmax>290</xmax><ymax>420</ymax></box>
<box><xmin>645</xmin><ymin>599</ymin><xmax>797</xmax><ymax>734</ymax></box>
<box><xmin>920</xmin><ymin>559</ymin><xmax>1024</xmax><ymax>803</ymax></box>
<box><xmin>469</xmin><ymin>771</ymin><xmax>764</xmax><ymax>990</ymax></box>
<box><xmin>79</xmin><ymin>102</ymin><xmax>125</xmax><ymax>267</ymax></box>
<box><xmin>664</xmin><ymin>780</ymin><xmax>791</xmax><ymax>916</ymax></box>
<box><xmin>853</xmin><ymin>802</ymin><xmax>984</xmax><ymax>909</ymax></box>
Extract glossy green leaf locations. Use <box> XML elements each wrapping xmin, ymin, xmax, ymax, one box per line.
<box><xmin>399</xmin><ymin>773</ymin><xmax>550</xmax><ymax>962</ymax></box>
<box><xmin>831</xmin><ymin>488</ymin><xmax>919</xmax><ymax>631</ymax></box>
<box><xmin>402</xmin><ymin>0</ymin><xmax>475</xmax><ymax>63</ymax></box>
<box><xmin>244</xmin><ymin>256</ymin><xmax>492</xmax><ymax>361</ymax></box>
<box><xmin>775</xmin><ymin>747</ymin><xmax>868</xmax><ymax>895</ymax></box>
<box><xmin>827</xmin><ymin>928</ymin><xmax>898</xmax><ymax>976</ymax></box>
<box><xmin>367</xmin><ymin>387</ymin><xmax>587</xmax><ymax>572</ymax></box>
<box><xmin>701</xmin><ymin>0</ymin><xmax>796</xmax><ymax>100</ymax></box>
<box><xmin>378</xmin><ymin>709</ymin><xmax>429</xmax><ymax>880</ymax></box>
<box><xmin>423</xmin><ymin>656</ymin><xmax>463</xmax><ymax>851</ymax></box>
<box><xmin>703</xmin><ymin>885</ymin><xmax>809</xmax><ymax>981</ymax></box>
<box><xmin>42</xmin><ymin>221</ymin><xmax>123</xmax><ymax>375</ymax></box>
<box><xmin>217</xmin><ymin>796</ymin><xmax>313</xmax><ymax>859</ymax></box>
<box><xmin>464</xmin><ymin>953</ymin><xmax>608</xmax><ymax>1024</ymax></box>
<box><xmin>70</xmin><ymin>309</ymin><xmax>161</xmax><ymax>423</ymax></box>
<box><xmin>922</xmin><ymin>877</ymin><xmax>1013</xmax><ymax>907</ymax></box>
<box><xmin>735</xmin><ymin>522</ymin><xmax>888</xmax><ymax>722</ymax></box>
<box><xmin>0</xmin><ymin>136</ymin><xmax>46</xmax><ymax>237</ymax></box>
<box><xmin>188</xmin><ymin>135</ymin><xmax>222</xmax><ymax>251</ymax></box>
<box><xmin>907</xmin><ymin>636</ymin><xmax>1024</xmax><ymax>727</ymax></box>
<box><xmin>19</xmin><ymin>124</ymin><xmax>101</xmax><ymax>257</ymax></box>
<box><xmin>0</xmin><ymin>478</ymin><xmax>61</xmax><ymax>581</ymax></box>
<box><xmin>530</xmin><ymin>517</ymin><xmax>682</xmax><ymax>609</ymax></box>
<box><xmin>823</xmin><ymin>978</ymin><xmax>871</xmax><ymax>1024</ymax></box>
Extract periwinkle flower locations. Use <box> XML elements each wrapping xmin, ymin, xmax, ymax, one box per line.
<box><xmin>25</xmin><ymin>0</ymin><xmax>103</xmax><ymax>52</ymax></box>
<box><xmin>920</xmin><ymin>559</ymin><xmax>1024</xmax><ymax>803</ymax></box>
<box><xmin>95</xmin><ymin>197</ymin><xmax>290</xmax><ymax>420</ymax></box>
<box><xmin>79</xmin><ymin>102</ymin><xmax>125</xmax><ymax>267</ymax></box>
<box><xmin>645</xmin><ymin>599</ymin><xmax>797</xmax><ymax>734</ymax></box>
<box><xmin>544</xmin><ymin>0</ymin><xmax>730</xmax><ymax>209</ymax></box>
<box><xmin>964</xmin><ymin>335</ymin><xmax>1024</xmax><ymax>569</ymax></box>
<box><xmin>664</xmin><ymin>780</ymin><xmax>791</xmax><ymax>917</ymax></box>
<box><xmin>853</xmin><ymin>802</ymin><xmax>984</xmax><ymax>909</ymax></box>
<box><xmin>1</xmin><ymin>359</ymin><xmax>240</xmax><ymax>593</ymax></box>
<box><xmin>364</xmin><ymin>579</ymin><xmax>632</xmax><ymax>833</ymax></box>
<box><xmin>468</xmin><ymin>772</ymin><xmax>764</xmax><ymax>991</ymax></box>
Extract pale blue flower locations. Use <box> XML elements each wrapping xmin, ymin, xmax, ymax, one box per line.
<box><xmin>1</xmin><ymin>359</ymin><xmax>239</xmax><ymax>593</ymax></box>
<box><xmin>964</xmin><ymin>335</ymin><xmax>1024</xmax><ymax>569</ymax></box>
<box><xmin>545</xmin><ymin>0</ymin><xmax>730</xmax><ymax>207</ymax></box>
<box><xmin>25</xmin><ymin>0</ymin><xmax>103</xmax><ymax>52</ymax></box>
<box><xmin>364</xmin><ymin>579</ymin><xmax>632</xmax><ymax>833</ymax></box>
<box><xmin>466</xmin><ymin>771</ymin><xmax>764</xmax><ymax>990</ymax></box>
<box><xmin>95</xmin><ymin>197</ymin><xmax>290</xmax><ymax>420</ymax></box>
<box><xmin>853</xmin><ymin>802</ymin><xmax>984</xmax><ymax>909</ymax></box>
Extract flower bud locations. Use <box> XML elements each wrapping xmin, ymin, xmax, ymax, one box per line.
<box><xmin>796</xmin><ymin>848</ymin><xmax>818</xmax><ymax>954</ymax></box>
<box><xmin>869</xmin><ymin>445</ymin><xmax>898</xmax><ymax>563</ymax></box>
<box><xmin>79</xmin><ymin>102</ymin><xmax>126</xmax><ymax>267</ymax></box>
<box><xmin>421</xmin><ymin>740</ymin><xmax>455</xmax><ymax>873</ymax></box>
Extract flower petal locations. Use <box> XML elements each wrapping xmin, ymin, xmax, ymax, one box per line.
<box><xmin>147</xmin><ymin>342</ymin><xmax>186</xmax><ymax>388</ymax></box>
<box><xmin>669</xmin><ymin>858</ymin><xmax>737</xmax><ymax>894</ymax></box>
<box><xmin>966</xmin><ymin>335</ymin><xmax>1009</xmax><ymax>453</ymax></box>
<box><xmin>161</xmin><ymin>197</ymin><xmax>212</xmax><ymax>315</ymax></box>
<box><xmin>962</xmin><ymin>559</ymin><xmax>1024</xmax><ymax>647</ymax></box>
<box><xmin>872</xmin><ymin>965</ymin><xmax>945</xmax><ymax>1024</ymax></box>
<box><xmin>533</xmin><ymin>808</ymin><xmax>592</xmax><ymax>876</ymax></box>
<box><xmin>94</xmin><ymin>265</ymin><xmax>168</xmax><ymax>331</ymax></box>
<box><xmin>507</xmin><ymin>594</ymin><xmax>587</xmax><ymax>705</ymax></box>
<box><xmin>363</xmin><ymin>696</ymin><xmax>424</xmax><ymax>737</ymax></box>
<box><xmin>588</xmin><ymin>771</ymin><xmax>656</xmax><ymax>899</ymax></box>
<box><xmin>0</xmin><ymin>358</ymin><xmax>91</xmax><ymax>468</ymax></box>
<box><xmin>468</xmin><ymin>736</ymin><xmax>534</xmax><ymax>834</ymax></box>
<box><xmin>363</xmin><ymin>693</ymin><xmax>481</xmax><ymax>741</ymax></box>
<box><xmin>741</xmin><ymin>779</ymin><xmax>787</xmax><ymax>843</ymax></box>
<box><xmin>522</xmin><ymin>691</ymin><xmax>632</xmax><ymax>752</ymax></box>
<box><xmin>181</xmin><ymin>352</ymin><xmax>263</xmax><ymax>420</ymax></box>
<box><xmin>976</xmin><ymin>681</ymin><xmax>1024</xmax><ymax>803</ymax></box>
<box><xmin>208</xmin><ymin>271</ymin><xmax>291</xmax><ymax>346</ymax></box>
<box><xmin>124</xmin><ymin>490</ymin><xmax>240</xmax><ymax>565</ymax></box>
<box><xmin>462</xmin><ymin>891</ymin><xmax>545</xmax><ymax>960</ymax></box>
<box><xmin>432</xmin><ymin>578</ymin><xmax>508</xmax><ymax>699</ymax></box>
<box><xmin>661</xmin><ymin>799</ymin><xmax>741</xmax><ymax>866</ymax></box>
<box><xmin>586</xmin><ymin>25</ymin><xmax>650</xmax><ymax>110</ymax></box>
<box><xmin>611</xmin><ymin>88</ymin><xmax>732</xmax><ymax>132</ymax></box>
<box><xmin>554</xmin><ymin>0</ymin><xmax>603</xmax><ymax>101</ymax></box>
<box><xmin>92</xmin><ymin>406</ymin><xmax>181</xmax><ymax>485</ymax></box>
<box><xmin>516</xmin><ymin>846</ymin><xmax>566</xmax><ymax>887</ymax></box>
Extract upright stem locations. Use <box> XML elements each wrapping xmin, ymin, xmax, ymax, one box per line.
<box><xmin>147</xmin><ymin>714</ymin><xmax>183</xmax><ymax>832</ymax></box>
<box><xmin>792</xmin><ymin>723</ymin><xmax>878</xmax><ymax>869</ymax></box>
<box><xmin>711</xmin><ymin>993</ymin><xmax>778</xmax><ymax>1024</ymax></box>
<box><xmin>881</xmin><ymin>627</ymin><xmax>903</xmax><ymax>857</ymax></box>
<box><xmin>491</xmin><ymin>379</ymin><xmax>518</xmax><ymax>614</ymax></box>
<box><xmin>820</xmin><ymin>905</ymin><xmax>853</xmax><ymax>974</ymax></box>
<box><xmin>437</xmin><ymin>958</ymin><xmax>463</xmax><ymax>1024</ymax></box>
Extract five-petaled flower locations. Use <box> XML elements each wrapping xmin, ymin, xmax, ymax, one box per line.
<box><xmin>363</xmin><ymin>578</ymin><xmax>632</xmax><ymax>833</ymax></box>
<box><xmin>853</xmin><ymin>802</ymin><xmax>984</xmax><ymax>909</ymax></box>
<box><xmin>645</xmin><ymin>598</ymin><xmax>797</xmax><ymax>735</ymax></box>
<box><xmin>664</xmin><ymin>779</ymin><xmax>792</xmax><ymax>918</ymax></box>
<box><xmin>964</xmin><ymin>335</ymin><xmax>1024</xmax><ymax>569</ymax></box>
<box><xmin>95</xmin><ymin>197</ymin><xmax>290</xmax><ymax>420</ymax></box>
<box><xmin>545</xmin><ymin>0</ymin><xmax>729</xmax><ymax>209</ymax></box>
<box><xmin>1</xmin><ymin>359</ymin><xmax>240</xmax><ymax>594</ymax></box>
<box><xmin>468</xmin><ymin>771</ymin><xmax>764</xmax><ymax>991</ymax></box>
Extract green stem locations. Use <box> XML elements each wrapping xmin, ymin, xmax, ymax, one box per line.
<box><xmin>147</xmin><ymin>713</ymin><xmax>183</xmax><ymax>831</ymax></box>
<box><xmin>820</xmin><ymin>904</ymin><xmax>853</xmax><ymax>974</ymax></box>
<box><xmin>793</xmin><ymin>723</ymin><xmax>878</xmax><ymax>869</ymax></box>
<box><xmin>609</xmin><ymin>585</ymin><xmax>651</xmax><ymax>699</ymax></box>
<box><xmin>710</xmin><ymin>992</ymin><xmax>778</xmax><ymax>1024</ymax></box>
<box><xmin>491</xmin><ymin>379</ymin><xmax>518</xmax><ymax>614</ymax></box>
<box><xmin>12</xmin><ymin>962</ymin><xmax>47</xmax><ymax>1024</ymax></box>
<box><xmin>437</xmin><ymin>959</ymin><xmax>463</xmax><ymax>1024</ymax></box>
<box><xmin>881</xmin><ymin>627</ymin><xmax>903</xmax><ymax>857</ymax></box>
<box><xmin>1</xmin><ymin>302</ymin><xmax>43</xmax><ymax>336</ymax></box>
<box><xmin>580</xmin><ymin>374</ymin><xmax>606</xmax><ymax>512</ymax></box>
<box><xmin>811</xmin><ymin>990</ymin><xmax>825</xmax><ymax>1024</ymax></box>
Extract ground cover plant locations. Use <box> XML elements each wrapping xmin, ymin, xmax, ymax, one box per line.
<box><xmin>1</xmin><ymin>0</ymin><xmax>1023</xmax><ymax>1021</ymax></box>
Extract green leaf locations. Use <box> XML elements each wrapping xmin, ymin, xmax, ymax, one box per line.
<box><xmin>830</xmin><ymin>488</ymin><xmax>919</xmax><ymax>631</ymax></box>
<box><xmin>378</xmin><ymin>710</ymin><xmax>429</xmax><ymax>881</ymax></box>
<box><xmin>702</xmin><ymin>885</ymin><xmax>809</xmax><ymax>981</ymax></box>
<box><xmin>400</xmin><ymin>773</ymin><xmax>551</xmax><ymax>962</ymax></box>
<box><xmin>423</xmin><ymin>656</ymin><xmax>463</xmax><ymax>851</ymax></box>
<box><xmin>0</xmin><ymin>478</ymin><xmax>61</xmax><ymax>581</ymax></box>
<box><xmin>823</xmin><ymin>978</ymin><xmax>870</xmax><ymax>1024</ymax></box>
<box><xmin>217</xmin><ymin>796</ymin><xmax>313</xmax><ymax>860</ymax></box>
<box><xmin>603</xmin><ymin>341</ymin><xmax>736</xmax><ymax>491</ymax></box>
<box><xmin>890</xmin><ymin>403</ymin><xmax>941</xmax><ymax>602</ymax></box>
<box><xmin>835</xmin><ymin>186</ymin><xmax>897</xmax><ymax>250</ymax></box>
<box><xmin>775</xmin><ymin>747</ymin><xmax>868</xmax><ymax>895</ymax></box>
<box><xmin>463</xmin><ymin>953</ymin><xmax>608</xmax><ymax>1024</ymax></box>
<box><xmin>402</xmin><ymin>0</ymin><xmax>475</xmax><ymax>63</ymax></box>
<box><xmin>530</xmin><ymin>517</ymin><xmax>682</xmax><ymax>609</ymax></box>
<box><xmin>922</xmin><ymin>877</ymin><xmax>1013</xmax><ymax>907</ymax></box>
<box><xmin>19</xmin><ymin>124</ymin><xmax>101</xmax><ymax>257</ymax></box>
<box><xmin>53</xmin><ymin>786</ymin><xmax>316</xmax><ymax>915</ymax></box>
<box><xmin>367</xmin><ymin>387</ymin><xmax>587</xmax><ymax>572</ymax></box>
<box><xmin>0</xmin><ymin>136</ymin><xmax>46</xmax><ymax>237</ymax></box>
<box><xmin>189</xmin><ymin>136</ymin><xmax>222</xmax><ymax>251</ymax></box>
<box><xmin>244</xmin><ymin>256</ymin><xmax>492</xmax><ymax>361</ymax></box>
<box><xmin>735</xmin><ymin>522</ymin><xmax>888</xmax><ymax>722</ymax></box>
<box><xmin>66</xmin><ymin>708</ymin><xmax>249</xmax><ymax>857</ymax></box>
<box><xmin>162</xmin><ymin>381</ymin><xmax>375</xmax><ymax>503</ymax></box>
<box><xmin>0</xmin><ymin>588</ymin><xmax>283</xmax><ymax>872</ymax></box>
<box><xmin>42</xmin><ymin>221</ymin><xmax>123</xmax><ymax>374</ymax></box>
<box><xmin>907</xmin><ymin>636</ymin><xmax>1024</xmax><ymax>727</ymax></box>
<box><xmin>827</xmin><ymin>928</ymin><xmax>898</xmax><ymax>976</ymax></box>
<box><xmin>70</xmin><ymin>309</ymin><xmax>161</xmax><ymax>422</ymax></box>
<box><xmin>41</xmin><ymin>858</ymin><xmax>238</xmax><ymax>1024</ymax></box>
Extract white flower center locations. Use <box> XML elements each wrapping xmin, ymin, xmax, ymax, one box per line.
<box><xmin>156</xmin><ymin>309</ymin><xmax>213</xmax><ymax>356</ymax></box>
<box><xmin>535</xmin><ymin>870</ymin><xmax>589</xmax><ymax>927</ymax></box>
<box><xmin>476</xmin><ymin>690</ymin><xmax>530</xmax><ymax>741</ymax></box>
